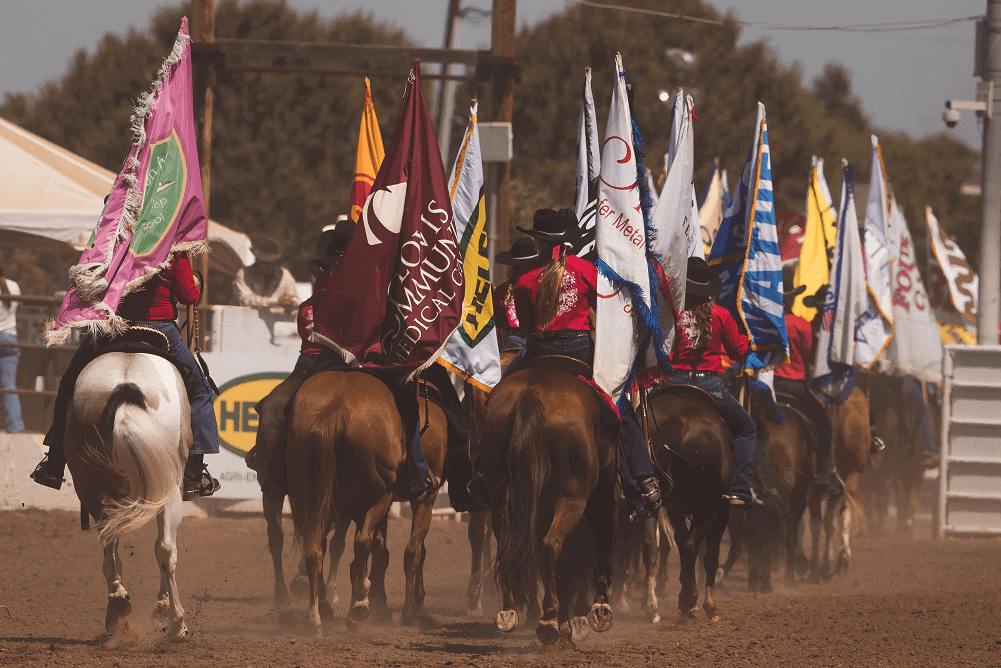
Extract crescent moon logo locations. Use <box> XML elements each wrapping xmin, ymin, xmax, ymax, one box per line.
<box><xmin>599</xmin><ymin>136</ymin><xmax>638</xmax><ymax>191</ymax></box>
<box><xmin>361</xmin><ymin>182</ymin><xmax>408</xmax><ymax>245</ymax></box>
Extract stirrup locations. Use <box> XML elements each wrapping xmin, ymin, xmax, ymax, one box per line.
<box><xmin>870</xmin><ymin>435</ymin><xmax>886</xmax><ymax>454</ymax></box>
<box><xmin>30</xmin><ymin>454</ymin><xmax>65</xmax><ymax>490</ymax></box>
<box><xmin>183</xmin><ymin>465</ymin><xmax>220</xmax><ymax>501</ymax></box>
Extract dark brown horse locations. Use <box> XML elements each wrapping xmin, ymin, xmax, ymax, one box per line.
<box><xmin>862</xmin><ymin>374</ymin><xmax>930</xmax><ymax>538</ymax></box>
<box><xmin>482</xmin><ymin>362</ymin><xmax>618</xmax><ymax>647</ymax></box>
<box><xmin>286</xmin><ymin>369</ymin><xmax>448</xmax><ymax>631</ymax></box>
<box><xmin>644</xmin><ymin>385</ymin><xmax>732</xmax><ymax>619</ymax></box>
<box><xmin>246</xmin><ymin>375</ymin><xmax>351</xmax><ymax>605</ymax></box>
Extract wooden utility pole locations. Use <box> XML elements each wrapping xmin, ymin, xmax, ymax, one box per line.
<box><xmin>194</xmin><ymin>0</ymin><xmax>214</xmax><ymax>313</ymax></box>
<box><xmin>490</xmin><ymin>0</ymin><xmax>516</xmax><ymax>279</ymax></box>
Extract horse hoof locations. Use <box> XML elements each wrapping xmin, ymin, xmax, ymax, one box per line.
<box><xmin>716</xmin><ymin>567</ymin><xmax>725</xmax><ymax>581</ymax></box>
<box><xmin>467</xmin><ymin>601</ymin><xmax>483</xmax><ymax>617</ymax></box>
<box><xmin>650</xmin><ymin>612</ymin><xmax>662</xmax><ymax>625</ymax></box>
<box><xmin>495</xmin><ymin>609</ymin><xmax>519</xmax><ymax>632</ymax></box>
<box><xmin>105</xmin><ymin>595</ymin><xmax>132</xmax><ymax>635</ymax></box>
<box><xmin>289</xmin><ymin>577</ymin><xmax>308</xmax><ymax>598</ymax></box>
<box><xmin>536</xmin><ymin>619</ymin><xmax>560</xmax><ymax>645</ymax></box>
<box><xmin>169</xmin><ymin>621</ymin><xmax>192</xmax><ymax>642</ymax></box>
<box><xmin>570</xmin><ymin>616</ymin><xmax>590</xmax><ymax>644</ymax></box>
<box><xmin>708</xmin><ymin>615</ymin><xmax>721</xmax><ymax>624</ymax></box>
<box><xmin>350</xmin><ymin>601</ymin><xmax>370</xmax><ymax>623</ymax></box>
<box><xmin>587</xmin><ymin>602</ymin><xmax>613</xmax><ymax>633</ymax></box>
<box><xmin>836</xmin><ymin>553</ymin><xmax>849</xmax><ymax>576</ymax></box>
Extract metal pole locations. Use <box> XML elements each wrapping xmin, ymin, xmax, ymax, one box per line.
<box><xmin>487</xmin><ymin>163</ymin><xmax>499</xmax><ymax>284</ymax></box>
<box><xmin>490</xmin><ymin>0</ymin><xmax>515</xmax><ymax>284</ymax></box>
<box><xmin>196</xmin><ymin>0</ymin><xmax>214</xmax><ymax>339</ymax></box>
<box><xmin>979</xmin><ymin>0</ymin><xmax>1001</xmax><ymax>344</ymax></box>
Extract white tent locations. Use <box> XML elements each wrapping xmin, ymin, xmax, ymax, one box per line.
<box><xmin>0</xmin><ymin>115</ymin><xmax>254</xmax><ymax>276</ymax></box>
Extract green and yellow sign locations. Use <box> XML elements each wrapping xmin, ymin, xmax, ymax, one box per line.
<box><xmin>213</xmin><ymin>372</ymin><xmax>288</xmax><ymax>456</ymax></box>
<box><xmin>130</xmin><ymin>129</ymin><xmax>188</xmax><ymax>257</ymax></box>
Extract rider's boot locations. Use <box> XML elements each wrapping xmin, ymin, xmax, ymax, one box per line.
<box><xmin>30</xmin><ymin>448</ymin><xmax>66</xmax><ymax>490</ymax></box>
<box><xmin>628</xmin><ymin>476</ymin><xmax>662</xmax><ymax>522</ymax></box>
<box><xmin>870</xmin><ymin>423</ymin><xmax>886</xmax><ymax>454</ymax></box>
<box><xmin>182</xmin><ymin>453</ymin><xmax>220</xmax><ymax>501</ymax></box>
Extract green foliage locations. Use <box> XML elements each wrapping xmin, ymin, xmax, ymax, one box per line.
<box><xmin>0</xmin><ymin>0</ymin><xmax>980</xmax><ymax>299</ymax></box>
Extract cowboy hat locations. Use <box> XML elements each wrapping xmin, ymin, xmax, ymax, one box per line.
<box><xmin>685</xmin><ymin>257</ymin><xmax>723</xmax><ymax>298</ymax></box>
<box><xmin>516</xmin><ymin>208</ymin><xmax>577</xmax><ymax>242</ymax></box>
<box><xmin>802</xmin><ymin>284</ymin><xmax>829</xmax><ymax>309</ymax></box>
<box><xmin>495</xmin><ymin>237</ymin><xmax>540</xmax><ymax>266</ymax></box>
<box><xmin>253</xmin><ymin>236</ymin><xmax>282</xmax><ymax>263</ymax></box>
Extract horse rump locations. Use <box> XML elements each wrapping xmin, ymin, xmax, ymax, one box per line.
<box><xmin>287</xmin><ymin>410</ymin><xmax>343</xmax><ymax>553</ymax></box>
<box><xmin>96</xmin><ymin>382</ymin><xmax>182</xmax><ymax>542</ymax></box>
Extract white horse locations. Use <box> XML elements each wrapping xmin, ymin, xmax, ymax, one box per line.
<box><xmin>64</xmin><ymin>350</ymin><xmax>192</xmax><ymax>645</ymax></box>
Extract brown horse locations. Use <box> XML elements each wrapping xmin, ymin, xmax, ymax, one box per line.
<box><xmin>245</xmin><ymin>377</ymin><xmax>351</xmax><ymax>605</ymax></box>
<box><xmin>862</xmin><ymin>374</ymin><xmax>929</xmax><ymax>538</ymax></box>
<box><xmin>286</xmin><ymin>369</ymin><xmax>448</xmax><ymax>631</ymax></box>
<box><xmin>745</xmin><ymin>396</ymin><xmax>817</xmax><ymax>589</ymax></box>
<box><xmin>65</xmin><ymin>352</ymin><xmax>192</xmax><ymax>645</ymax></box>
<box><xmin>610</xmin><ymin>501</ymin><xmax>674</xmax><ymax>624</ymax></box>
<box><xmin>821</xmin><ymin>378</ymin><xmax>871</xmax><ymax>576</ymax></box>
<box><xmin>482</xmin><ymin>362</ymin><xmax>618</xmax><ymax>647</ymax></box>
<box><xmin>644</xmin><ymin>385</ymin><xmax>732</xmax><ymax>619</ymax></box>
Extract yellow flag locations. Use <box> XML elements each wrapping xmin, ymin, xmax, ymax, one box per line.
<box><xmin>792</xmin><ymin>159</ymin><xmax>837</xmax><ymax>320</ymax></box>
<box><xmin>349</xmin><ymin>78</ymin><xmax>385</xmax><ymax>223</ymax></box>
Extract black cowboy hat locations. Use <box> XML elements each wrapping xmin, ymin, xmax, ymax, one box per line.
<box><xmin>314</xmin><ymin>217</ymin><xmax>356</xmax><ymax>263</ymax></box>
<box><xmin>253</xmin><ymin>236</ymin><xmax>282</xmax><ymax>263</ymax></box>
<box><xmin>516</xmin><ymin>208</ymin><xmax>577</xmax><ymax>242</ymax></box>
<box><xmin>802</xmin><ymin>284</ymin><xmax>829</xmax><ymax>309</ymax></box>
<box><xmin>495</xmin><ymin>237</ymin><xmax>540</xmax><ymax>266</ymax></box>
<box><xmin>784</xmin><ymin>284</ymin><xmax>807</xmax><ymax>299</ymax></box>
<box><xmin>686</xmin><ymin>257</ymin><xmax>723</xmax><ymax>298</ymax></box>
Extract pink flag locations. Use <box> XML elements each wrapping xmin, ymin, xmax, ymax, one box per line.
<box><xmin>311</xmin><ymin>61</ymin><xmax>463</xmax><ymax>372</ymax></box>
<box><xmin>46</xmin><ymin>18</ymin><xmax>207</xmax><ymax>345</ymax></box>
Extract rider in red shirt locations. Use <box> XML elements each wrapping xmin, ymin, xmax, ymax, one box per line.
<box><xmin>775</xmin><ymin>284</ymin><xmax>843</xmax><ymax>502</ymax></box>
<box><xmin>492</xmin><ymin>236</ymin><xmax>539</xmax><ymax>354</ymax></box>
<box><xmin>667</xmin><ymin>257</ymin><xmax>761</xmax><ymax>507</ymax></box>
<box><xmin>506</xmin><ymin>208</ymin><xmax>661</xmax><ymax>518</ymax></box>
<box><xmin>33</xmin><ymin>253</ymin><xmax>221</xmax><ymax>499</ymax></box>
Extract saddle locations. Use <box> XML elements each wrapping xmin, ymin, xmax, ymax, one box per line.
<box><xmin>774</xmin><ymin>392</ymin><xmax>819</xmax><ymax>452</ymax></box>
<box><xmin>525</xmin><ymin>353</ymin><xmax>593</xmax><ymax>380</ymax></box>
<box><xmin>523</xmin><ymin>354</ymin><xmax>621</xmax><ymax>423</ymax></box>
<box><xmin>92</xmin><ymin>325</ymin><xmax>192</xmax><ymax>388</ymax></box>
<box><xmin>647</xmin><ymin>382</ymin><xmax>716</xmax><ymax>411</ymax></box>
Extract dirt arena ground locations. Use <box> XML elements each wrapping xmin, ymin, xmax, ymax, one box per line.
<box><xmin>1</xmin><ymin>507</ymin><xmax>999</xmax><ymax>667</ymax></box>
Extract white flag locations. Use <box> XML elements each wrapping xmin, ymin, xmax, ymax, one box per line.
<box><xmin>571</xmin><ymin>68</ymin><xmax>600</xmax><ymax>260</ymax></box>
<box><xmin>856</xmin><ymin>135</ymin><xmax>894</xmax><ymax>368</ymax></box>
<box><xmin>812</xmin><ymin>160</ymin><xmax>868</xmax><ymax>403</ymax></box>
<box><xmin>648</xmin><ymin>91</ymin><xmax>694</xmax><ymax>361</ymax></box>
<box><xmin>438</xmin><ymin>103</ymin><xmax>502</xmax><ymax>391</ymax></box>
<box><xmin>699</xmin><ymin>159</ymin><xmax>729</xmax><ymax>255</ymax></box>
<box><xmin>594</xmin><ymin>53</ymin><xmax>653</xmax><ymax>407</ymax></box>
<box><xmin>884</xmin><ymin>203</ymin><xmax>942</xmax><ymax>383</ymax></box>
<box><xmin>926</xmin><ymin>206</ymin><xmax>978</xmax><ymax>325</ymax></box>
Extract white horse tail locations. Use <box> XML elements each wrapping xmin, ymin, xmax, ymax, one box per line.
<box><xmin>97</xmin><ymin>382</ymin><xmax>183</xmax><ymax>542</ymax></box>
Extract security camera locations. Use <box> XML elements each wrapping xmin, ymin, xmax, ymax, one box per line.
<box><xmin>943</xmin><ymin>107</ymin><xmax>961</xmax><ymax>129</ymax></box>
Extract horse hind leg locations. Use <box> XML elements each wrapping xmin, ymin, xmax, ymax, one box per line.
<box><xmin>402</xmin><ymin>494</ymin><xmax>434</xmax><ymax>626</ymax></box>
<box><xmin>349</xmin><ymin>498</ymin><xmax>391</xmax><ymax>627</ymax></box>
<box><xmin>152</xmin><ymin>489</ymin><xmax>190</xmax><ymax>641</ymax></box>
<box><xmin>102</xmin><ymin>537</ymin><xmax>132</xmax><ymax>647</ymax></box>
<box><xmin>701</xmin><ymin>503</ymin><xmax>731</xmax><ymax>621</ymax></box>
<box><xmin>326</xmin><ymin>514</ymin><xmax>351</xmax><ymax>605</ymax></box>
<box><xmin>368</xmin><ymin>514</ymin><xmax>392</xmax><ymax>623</ymax></box>
<box><xmin>536</xmin><ymin>497</ymin><xmax>588</xmax><ymax>646</ymax></box>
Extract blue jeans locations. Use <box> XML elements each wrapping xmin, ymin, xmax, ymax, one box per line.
<box><xmin>0</xmin><ymin>332</ymin><xmax>23</xmax><ymax>434</ymax></box>
<box><xmin>670</xmin><ymin>373</ymin><xmax>757</xmax><ymax>500</ymax></box>
<box><xmin>500</xmin><ymin>332</ymin><xmax>526</xmax><ymax>351</ymax></box>
<box><xmin>45</xmin><ymin>322</ymin><xmax>219</xmax><ymax>456</ymax></box>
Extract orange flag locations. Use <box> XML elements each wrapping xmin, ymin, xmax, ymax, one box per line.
<box><xmin>349</xmin><ymin>78</ymin><xmax>385</xmax><ymax>223</ymax></box>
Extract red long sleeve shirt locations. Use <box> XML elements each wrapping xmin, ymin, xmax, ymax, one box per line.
<box><xmin>512</xmin><ymin>255</ymin><xmax>597</xmax><ymax>333</ymax></box>
<box><xmin>117</xmin><ymin>254</ymin><xmax>200</xmax><ymax>321</ymax></box>
<box><xmin>492</xmin><ymin>280</ymin><xmax>521</xmax><ymax>331</ymax></box>
<box><xmin>776</xmin><ymin>312</ymin><xmax>812</xmax><ymax>381</ymax></box>
<box><xmin>669</xmin><ymin>304</ymin><xmax>749</xmax><ymax>373</ymax></box>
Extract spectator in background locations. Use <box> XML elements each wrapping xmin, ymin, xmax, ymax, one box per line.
<box><xmin>0</xmin><ymin>267</ymin><xmax>23</xmax><ymax>434</ymax></box>
<box><xmin>231</xmin><ymin>236</ymin><xmax>299</xmax><ymax>314</ymax></box>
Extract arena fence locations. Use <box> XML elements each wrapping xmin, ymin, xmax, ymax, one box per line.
<box><xmin>937</xmin><ymin>344</ymin><xmax>1001</xmax><ymax>537</ymax></box>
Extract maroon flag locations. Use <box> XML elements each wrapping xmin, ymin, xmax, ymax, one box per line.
<box><xmin>311</xmin><ymin>62</ymin><xmax>463</xmax><ymax>371</ymax></box>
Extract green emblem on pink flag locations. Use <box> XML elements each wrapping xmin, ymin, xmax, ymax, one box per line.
<box><xmin>131</xmin><ymin>130</ymin><xmax>188</xmax><ymax>257</ymax></box>
<box><xmin>46</xmin><ymin>18</ymin><xmax>207</xmax><ymax>346</ymax></box>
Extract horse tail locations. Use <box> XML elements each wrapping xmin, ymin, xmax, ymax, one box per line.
<box><xmin>289</xmin><ymin>411</ymin><xmax>340</xmax><ymax>553</ymax></box>
<box><xmin>842</xmin><ymin>486</ymin><xmax>867</xmax><ymax>536</ymax></box>
<box><xmin>492</xmin><ymin>390</ymin><xmax>550</xmax><ymax>610</ymax></box>
<box><xmin>97</xmin><ymin>383</ymin><xmax>183</xmax><ymax>542</ymax></box>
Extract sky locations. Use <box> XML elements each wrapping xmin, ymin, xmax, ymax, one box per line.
<box><xmin>0</xmin><ymin>0</ymin><xmax>986</xmax><ymax>150</ymax></box>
